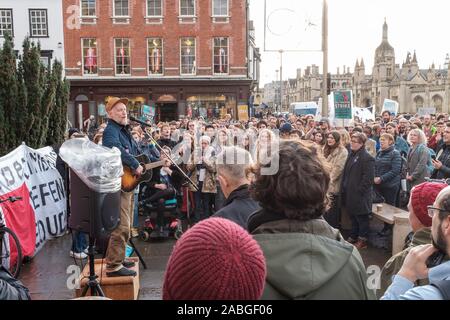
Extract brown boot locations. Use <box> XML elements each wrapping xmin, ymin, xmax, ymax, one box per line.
<box><xmin>354</xmin><ymin>239</ymin><xmax>368</xmax><ymax>250</ymax></box>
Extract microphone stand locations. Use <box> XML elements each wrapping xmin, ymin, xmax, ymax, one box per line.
<box><xmin>129</xmin><ymin>116</ymin><xmax>199</xmax><ymax>192</ymax></box>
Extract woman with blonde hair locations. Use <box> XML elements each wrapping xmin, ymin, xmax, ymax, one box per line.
<box><xmin>406</xmin><ymin>129</ymin><xmax>430</xmax><ymax>191</ymax></box>
<box><xmin>255</xmin><ymin>129</ymin><xmax>276</xmax><ymax>165</ymax></box>
<box><xmin>338</xmin><ymin>129</ymin><xmax>351</xmax><ymax>151</ymax></box>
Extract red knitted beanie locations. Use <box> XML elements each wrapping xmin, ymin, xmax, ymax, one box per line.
<box><xmin>163</xmin><ymin>218</ymin><xmax>267</xmax><ymax>300</ymax></box>
<box><xmin>410</xmin><ymin>182</ymin><xmax>447</xmax><ymax>227</ymax></box>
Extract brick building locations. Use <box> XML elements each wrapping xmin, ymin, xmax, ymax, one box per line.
<box><xmin>63</xmin><ymin>0</ymin><xmax>258</xmax><ymax>128</ymax></box>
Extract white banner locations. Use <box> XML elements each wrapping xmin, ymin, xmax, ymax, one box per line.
<box><xmin>418</xmin><ymin>107</ymin><xmax>436</xmax><ymax>116</ymax></box>
<box><xmin>0</xmin><ymin>144</ymin><xmax>67</xmax><ymax>259</ymax></box>
<box><xmin>382</xmin><ymin>99</ymin><xmax>399</xmax><ymax>116</ymax></box>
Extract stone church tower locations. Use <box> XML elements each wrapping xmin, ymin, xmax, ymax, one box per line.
<box><xmin>372</xmin><ymin>19</ymin><xmax>396</xmax><ymax>112</ymax></box>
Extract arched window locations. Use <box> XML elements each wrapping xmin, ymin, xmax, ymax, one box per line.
<box><xmin>433</xmin><ymin>95</ymin><xmax>443</xmax><ymax>113</ymax></box>
<box><xmin>414</xmin><ymin>96</ymin><xmax>424</xmax><ymax>109</ymax></box>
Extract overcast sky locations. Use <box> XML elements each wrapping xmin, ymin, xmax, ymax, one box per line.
<box><xmin>250</xmin><ymin>0</ymin><xmax>450</xmax><ymax>87</ymax></box>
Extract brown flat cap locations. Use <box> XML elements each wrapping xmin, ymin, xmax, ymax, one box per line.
<box><xmin>106</xmin><ymin>97</ymin><xmax>129</xmax><ymax>113</ymax></box>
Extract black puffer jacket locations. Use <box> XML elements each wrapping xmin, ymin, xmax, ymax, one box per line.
<box><xmin>375</xmin><ymin>146</ymin><xmax>402</xmax><ymax>188</ymax></box>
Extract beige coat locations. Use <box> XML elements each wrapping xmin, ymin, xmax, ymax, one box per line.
<box><xmin>186</xmin><ymin>147</ymin><xmax>217</xmax><ymax>193</ymax></box>
<box><xmin>325</xmin><ymin>146</ymin><xmax>348</xmax><ymax>195</ymax></box>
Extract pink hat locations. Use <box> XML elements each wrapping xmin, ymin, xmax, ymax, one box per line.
<box><xmin>163</xmin><ymin>218</ymin><xmax>266</xmax><ymax>300</ymax></box>
<box><xmin>410</xmin><ymin>182</ymin><xmax>447</xmax><ymax>227</ymax></box>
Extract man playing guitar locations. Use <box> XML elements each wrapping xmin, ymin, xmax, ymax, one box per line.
<box><xmin>102</xmin><ymin>97</ymin><xmax>142</xmax><ymax>277</ymax></box>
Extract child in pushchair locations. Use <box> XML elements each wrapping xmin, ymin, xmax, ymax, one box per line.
<box><xmin>139</xmin><ymin>147</ymin><xmax>184</xmax><ymax>240</ymax></box>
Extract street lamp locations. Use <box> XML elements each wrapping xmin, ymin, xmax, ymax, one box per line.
<box><xmin>275</xmin><ymin>69</ymin><xmax>279</xmax><ymax>111</ymax></box>
<box><xmin>279</xmin><ymin>49</ymin><xmax>284</xmax><ymax>112</ymax></box>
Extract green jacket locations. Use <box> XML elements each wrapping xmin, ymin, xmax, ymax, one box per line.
<box><xmin>377</xmin><ymin>228</ymin><xmax>450</xmax><ymax>298</ymax></box>
<box><xmin>249</xmin><ymin>213</ymin><xmax>376</xmax><ymax>300</ymax></box>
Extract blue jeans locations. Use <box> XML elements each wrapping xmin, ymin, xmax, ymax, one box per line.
<box><xmin>349</xmin><ymin>214</ymin><xmax>370</xmax><ymax>241</ymax></box>
<box><xmin>71</xmin><ymin>231</ymin><xmax>87</xmax><ymax>253</ymax></box>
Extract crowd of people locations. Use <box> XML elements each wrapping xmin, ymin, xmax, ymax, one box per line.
<box><xmin>63</xmin><ymin>103</ymin><xmax>450</xmax><ymax>299</ymax></box>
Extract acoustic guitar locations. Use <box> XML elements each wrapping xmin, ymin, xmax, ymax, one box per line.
<box><xmin>121</xmin><ymin>154</ymin><xmax>166</xmax><ymax>192</ymax></box>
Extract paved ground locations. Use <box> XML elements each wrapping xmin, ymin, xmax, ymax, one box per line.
<box><xmin>20</xmin><ymin>217</ymin><xmax>392</xmax><ymax>300</ymax></box>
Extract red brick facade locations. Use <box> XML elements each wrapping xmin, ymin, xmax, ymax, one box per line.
<box><xmin>63</xmin><ymin>0</ymin><xmax>253</xmax><ymax>127</ymax></box>
<box><xmin>63</xmin><ymin>0</ymin><xmax>248</xmax><ymax>78</ymax></box>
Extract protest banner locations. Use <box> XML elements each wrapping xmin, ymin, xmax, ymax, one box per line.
<box><xmin>382</xmin><ymin>99</ymin><xmax>399</xmax><ymax>116</ymax></box>
<box><xmin>418</xmin><ymin>107</ymin><xmax>436</xmax><ymax>116</ymax></box>
<box><xmin>334</xmin><ymin>90</ymin><xmax>353</xmax><ymax>120</ymax></box>
<box><xmin>0</xmin><ymin>144</ymin><xmax>67</xmax><ymax>267</ymax></box>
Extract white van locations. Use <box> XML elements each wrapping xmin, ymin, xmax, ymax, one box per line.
<box><xmin>290</xmin><ymin>102</ymin><xmax>319</xmax><ymax>116</ymax></box>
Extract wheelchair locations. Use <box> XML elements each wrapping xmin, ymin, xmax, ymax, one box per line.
<box><xmin>139</xmin><ymin>197</ymin><xmax>183</xmax><ymax>241</ymax></box>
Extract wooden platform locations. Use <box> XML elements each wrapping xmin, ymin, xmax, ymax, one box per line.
<box><xmin>372</xmin><ymin>204</ymin><xmax>412</xmax><ymax>255</ymax></box>
<box><xmin>75</xmin><ymin>257</ymin><xmax>140</xmax><ymax>300</ymax></box>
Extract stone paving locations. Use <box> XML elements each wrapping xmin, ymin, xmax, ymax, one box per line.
<box><xmin>19</xmin><ymin>218</ymin><xmax>392</xmax><ymax>300</ymax></box>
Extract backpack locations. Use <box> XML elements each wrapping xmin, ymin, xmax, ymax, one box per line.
<box><xmin>431</xmin><ymin>281</ymin><xmax>450</xmax><ymax>300</ymax></box>
<box><xmin>418</xmin><ymin>144</ymin><xmax>435</xmax><ymax>175</ymax></box>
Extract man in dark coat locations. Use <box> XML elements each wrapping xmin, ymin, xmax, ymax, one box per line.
<box><xmin>431</xmin><ymin>123</ymin><xmax>450</xmax><ymax>180</ymax></box>
<box><xmin>213</xmin><ymin>146</ymin><xmax>260</xmax><ymax>230</ymax></box>
<box><xmin>341</xmin><ymin>132</ymin><xmax>375</xmax><ymax>249</ymax></box>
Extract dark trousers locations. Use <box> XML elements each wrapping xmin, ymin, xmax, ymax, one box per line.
<box><xmin>194</xmin><ymin>182</ymin><xmax>216</xmax><ymax>222</ymax></box>
<box><xmin>376</xmin><ymin>184</ymin><xmax>400</xmax><ymax>206</ymax></box>
<box><xmin>377</xmin><ymin>184</ymin><xmax>400</xmax><ymax>231</ymax></box>
<box><xmin>349</xmin><ymin>213</ymin><xmax>370</xmax><ymax>241</ymax></box>
<box><xmin>324</xmin><ymin>194</ymin><xmax>341</xmax><ymax>229</ymax></box>
<box><xmin>147</xmin><ymin>188</ymin><xmax>176</xmax><ymax>228</ymax></box>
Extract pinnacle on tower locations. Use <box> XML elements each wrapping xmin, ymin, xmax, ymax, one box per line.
<box><xmin>360</xmin><ymin>58</ymin><xmax>365</xmax><ymax>68</ymax></box>
<box><xmin>406</xmin><ymin>52</ymin><xmax>411</xmax><ymax>64</ymax></box>
<box><xmin>383</xmin><ymin>18</ymin><xmax>388</xmax><ymax>41</ymax></box>
<box><xmin>412</xmin><ymin>50</ymin><xmax>418</xmax><ymax>64</ymax></box>
<box><xmin>355</xmin><ymin>59</ymin><xmax>360</xmax><ymax>69</ymax></box>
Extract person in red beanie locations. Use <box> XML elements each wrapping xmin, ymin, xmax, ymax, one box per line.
<box><xmin>162</xmin><ymin>218</ymin><xmax>266</xmax><ymax>300</ymax></box>
<box><xmin>378</xmin><ymin>182</ymin><xmax>448</xmax><ymax>297</ymax></box>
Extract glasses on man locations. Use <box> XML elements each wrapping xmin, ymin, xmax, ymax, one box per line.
<box><xmin>428</xmin><ymin>206</ymin><xmax>450</xmax><ymax>218</ymax></box>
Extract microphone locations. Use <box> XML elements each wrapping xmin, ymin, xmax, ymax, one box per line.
<box><xmin>129</xmin><ymin>116</ymin><xmax>151</xmax><ymax>128</ymax></box>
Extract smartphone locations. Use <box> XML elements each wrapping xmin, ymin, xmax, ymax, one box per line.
<box><xmin>426</xmin><ymin>251</ymin><xmax>445</xmax><ymax>268</ymax></box>
<box><xmin>432</xmin><ymin>155</ymin><xmax>437</xmax><ymax>161</ymax></box>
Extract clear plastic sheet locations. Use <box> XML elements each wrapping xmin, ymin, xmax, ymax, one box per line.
<box><xmin>59</xmin><ymin>138</ymin><xmax>123</xmax><ymax>193</ymax></box>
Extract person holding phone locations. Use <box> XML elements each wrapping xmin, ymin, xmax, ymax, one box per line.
<box><xmin>377</xmin><ymin>182</ymin><xmax>448</xmax><ymax>297</ymax></box>
<box><xmin>381</xmin><ymin>186</ymin><xmax>450</xmax><ymax>300</ymax></box>
<box><xmin>431</xmin><ymin>123</ymin><xmax>450</xmax><ymax>180</ymax></box>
